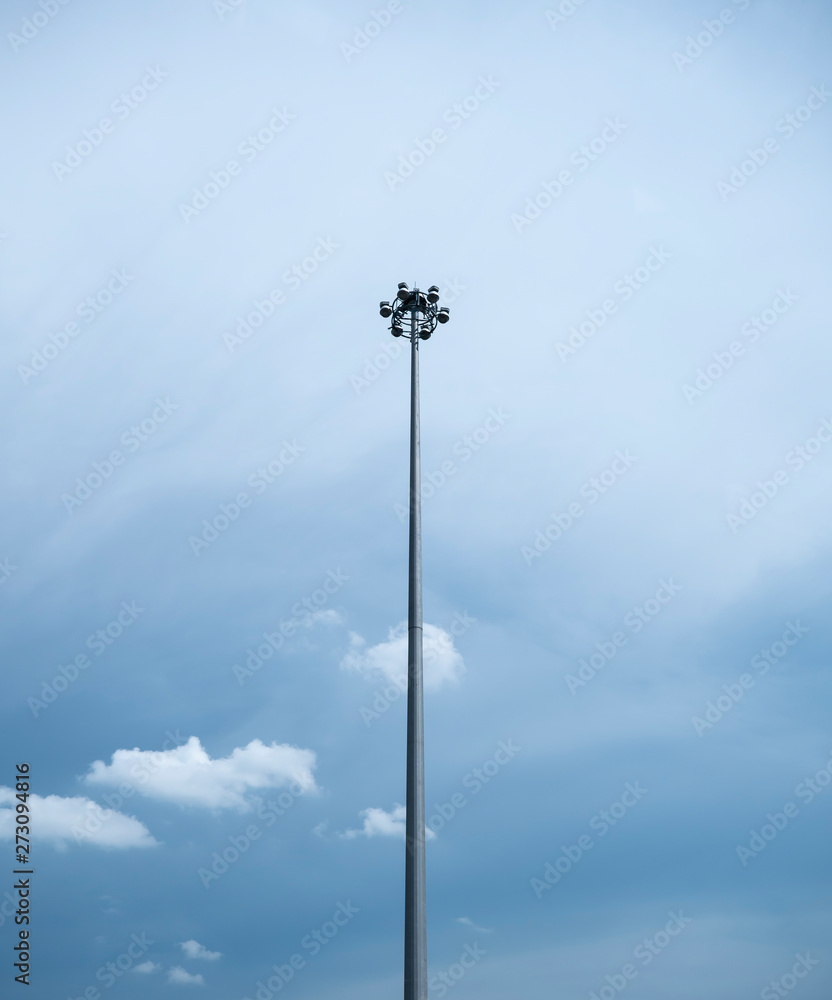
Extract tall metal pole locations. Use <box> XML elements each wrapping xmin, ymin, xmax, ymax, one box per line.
<box><xmin>404</xmin><ymin>304</ymin><xmax>426</xmax><ymax>1000</ymax></box>
<box><xmin>377</xmin><ymin>283</ymin><xmax>450</xmax><ymax>1000</ymax></box>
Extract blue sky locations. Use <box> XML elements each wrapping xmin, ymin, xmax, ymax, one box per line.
<box><xmin>2</xmin><ymin>0</ymin><xmax>832</xmax><ymax>997</ymax></box>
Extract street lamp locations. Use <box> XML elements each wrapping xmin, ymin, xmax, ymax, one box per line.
<box><xmin>379</xmin><ymin>283</ymin><xmax>450</xmax><ymax>1000</ymax></box>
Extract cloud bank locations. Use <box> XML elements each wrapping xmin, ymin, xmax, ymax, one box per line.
<box><xmin>83</xmin><ymin>736</ymin><xmax>318</xmax><ymax>811</ymax></box>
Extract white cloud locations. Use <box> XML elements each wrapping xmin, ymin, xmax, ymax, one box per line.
<box><xmin>83</xmin><ymin>736</ymin><xmax>318</xmax><ymax>811</ymax></box>
<box><xmin>180</xmin><ymin>940</ymin><xmax>221</xmax><ymax>961</ymax></box>
<box><xmin>134</xmin><ymin>961</ymin><xmax>160</xmax><ymax>974</ymax></box>
<box><xmin>340</xmin><ymin>804</ymin><xmax>436</xmax><ymax>841</ymax></box>
<box><xmin>0</xmin><ymin>789</ymin><xmax>157</xmax><ymax>850</ymax></box>
<box><xmin>167</xmin><ymin>966</ymin><xmax>204</xmax><ymax>985</ymax></box>
<box><xmin>341</xmin><ymin>622</ymin><xmax>465</xmax><ymax>691</ymax></box>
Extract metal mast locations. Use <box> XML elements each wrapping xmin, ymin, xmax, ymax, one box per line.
<box><xmin>378</xmin><ymin>284</ymin><xmax>450</xmax><ymax>1000</ymax></box>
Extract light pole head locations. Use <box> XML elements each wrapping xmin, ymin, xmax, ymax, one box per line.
<box><xmin>380</xmin><ymin>282</ymin><xmax>450</xmax><ymax>341</ymax></box>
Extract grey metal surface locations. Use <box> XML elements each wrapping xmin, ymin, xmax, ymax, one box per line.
<box><xmin>403</xmin><ymin>302</ymin><xmax>427</xmax><ymax>1000</ymax></box>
